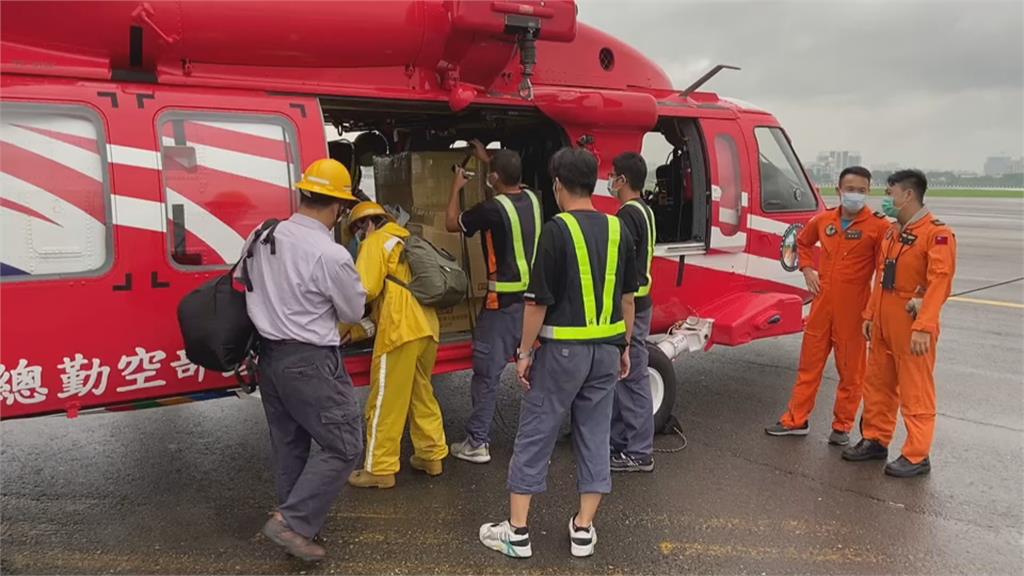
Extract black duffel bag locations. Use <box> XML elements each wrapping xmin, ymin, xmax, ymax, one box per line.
<box><xmin>177</xmin><ymin>219</ymin><xmax>280</xmax><ymax>374</ymax></box>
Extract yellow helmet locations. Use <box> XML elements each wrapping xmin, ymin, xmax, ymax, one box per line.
<box><xmin>347</xmin><ymin>201</ymin><xmax>394</xmax><ymax>233</ymax></box>
<box><xmin>295</xmin><ymin>158</ymin><xmax>356</xmax><ymax>201</ymax></box>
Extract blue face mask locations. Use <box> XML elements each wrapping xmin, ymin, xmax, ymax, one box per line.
<box><xmin>841</xmin><ymin>191</ymin><xmax>866</xmax><ymax>212</ymax></box>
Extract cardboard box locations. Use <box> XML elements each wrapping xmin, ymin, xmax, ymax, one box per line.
<box><xmin>374</xmin><ymin>150</ymin><xmax>488</xmax><ymax>215</ymax></box>
<box><xmin>436</xmin><ymin>297</ymin><xmax>483</xmax><ymax>334</ymax></box>
<box><xmin>465</xmin><ymin>237</ymin><xmax>488</xmax><ymax>298</ymax></box>
<box><xmin>437</xmin><ymin>300</ymin><xmax>472</xmax><ymax>334</ymax></box>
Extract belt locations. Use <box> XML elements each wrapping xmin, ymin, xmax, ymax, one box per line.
<box><xmin>882</xmin><ymin>289</ymin><xmax>922</xmax><ymax>299</ymax></box>
<box><xmin>260</xmin><ymin>337</ymin><xmax>340</xmax><ymax>351</ymax></box>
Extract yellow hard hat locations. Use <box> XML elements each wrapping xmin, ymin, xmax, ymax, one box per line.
<box><xmin>347</xmin><ymin>201</ymin><xmax>394</xmax><ymax>233</ymax></box>
<box><xmin>295</xmin><ymin>158</ymin><xmax>356</xmax><ymax>201</ymax></box>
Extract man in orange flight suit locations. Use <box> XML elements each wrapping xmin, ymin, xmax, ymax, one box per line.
<box><xmin>843</xmin><ymin>169</ymin><xmax>956</xmax><ymax>477</ymax></box>
<box><xmin>765</xmin><ymin>167</ymin><xmax>890</xmax><ymax>446</ymax></box>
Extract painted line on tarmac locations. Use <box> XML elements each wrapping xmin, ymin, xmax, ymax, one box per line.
<box><xmin>949</xmin><ymin>296</ymin><xmax>1024</xmax><ymax>309</ymax></box>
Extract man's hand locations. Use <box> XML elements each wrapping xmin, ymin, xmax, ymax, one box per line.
<box><xmin>619</xmin><ymin>346</ymin><xmax>631</xmax><ymax>379</ymax></box>
<box><xmin>906</xmin><ymin>297</ymin><xmax>922</xmax><ymax>319</ymax></box>
<box><xmin>516</xmin><ymin>356</ymin><xmax>533</xmax><ymax>391</ymax></box>
<box><xmin>802</xmin><ymin>268</ymin><xmax>821</xmax><ymax>297</ymax></box>
<box><xmin>469</xmin><ymin>138</ymin><xmax>489</xmax><ymax>163</ymax></box>
<box><xmin>862</xmin><ymin>320</ymin><xmax>873</xmax><ymax>342</ymax></box>
<box><xmin>453</xmin><ymin>165</ymin><xmax>471</xmax><ymax>191</ymax></box>
<box><xmin>910</xmin><ymin>330</ymin><xmax>931</xmax><ymax>356</ymax></box>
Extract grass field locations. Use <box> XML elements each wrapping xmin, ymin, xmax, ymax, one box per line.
<box><xmin>821</xmin><ymin>188</ymin><xmax>1024</xmax><ymax>198</ymax></box>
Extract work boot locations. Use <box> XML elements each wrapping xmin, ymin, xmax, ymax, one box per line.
<box><xmin>261</xmin><ymin>515</ymin><xmax>326</xmax><ymax>562</ymax></box>
<box><xmin>348</xmin><ymin>469</ymin><xmax>396</xmax><ymax>489</ymax></box>
<box><xmin>828</xmin><ymin>429</ymin><xmax>850</xmax><ymax>446</ymax></box>
<box><xmin>841</xmin><ymin>438</ymin><xmax>888</xmax><ymax>461</ymax></box>
<box><xmin>569</xmin><ymin>515</ymin><xmax>597</xmax><ymax>558</ymax></box>
<box><xmin>764</xmin><ymin>421</ymin><xmax>809</xmax><ymax>436</ymax></box>
<box><xmin>885</xmin><ymin>455</ymin><xmax>931</xmax><ymax>478</ymax></box>
<box><xmin>409</xmin><ymin>455</ymin><xmax>443</xmax><ymax>476</ymax></box>
<box><xmin>479</xmin><ymin>520</ymin><xmax>532</xmax><ymax>558</ymax></box>
<box><xmin>450</xmin><ymin>438</ymin><xmax>491</xmax><ymax>464</ymax></box>
<box><xmin>610</xmin><ymin>452</ymin><xmax>655</xmax><ymax>473</ymax></box>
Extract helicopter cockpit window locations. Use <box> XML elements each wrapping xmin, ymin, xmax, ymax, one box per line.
<box><xmin>755</xmin><ymin>127</ymin><xmax>817</xmax><ymax>212</ymax></box>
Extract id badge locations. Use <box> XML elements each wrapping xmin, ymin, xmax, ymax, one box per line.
<box><xmin>882</xmin><ymin>259</ymin><xmax>897</xmax><ymax>290</ymax></box>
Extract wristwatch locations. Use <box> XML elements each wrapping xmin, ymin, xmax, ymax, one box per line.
<box><xmin>515</xmin><ymin>347</ymin><xmax>534</xmax><ymax>361</ymax></box>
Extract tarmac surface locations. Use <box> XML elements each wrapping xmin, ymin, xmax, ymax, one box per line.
<box><xmin>2</xmin><ymin>197</ymin><xmax>1022</xmax><ymax>575</ymax></box>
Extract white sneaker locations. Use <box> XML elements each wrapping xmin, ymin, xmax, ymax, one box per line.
<box><xmin>569</xmin><ymin>516</ymin><xmax>596</xmax><ymax>558</ymax></box>
<box><xmin>451</xmin><ymin>438</ymin><xmax>491</xmax><ymax>464</ymax></box>
<box><xmin>479</xmin><ymin>520</ymin><xmax>532</xmax><ymax>558</ymax></box>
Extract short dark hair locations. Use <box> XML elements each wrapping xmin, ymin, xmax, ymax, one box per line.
<box><xmin>299</xmin><ymin>190</ymin><xmax>342</xmax><ymax>209</ymax></box>
<box><xmin>838</xmin><ymin>165</ymin><xmax>872</xmax><ymax>186</ymax></box>
<box><xmin>613</xmin><ymin>152</ymin><xmax>647</xmax><ymax>191</ymax></box>
<box><xmin>887</xmin><ymin>169</ymin><xmax>928</xmax><ymax>199</ymax></box>
<box><xmin>490</xmin><ymin>149</ymin><xmax>522</xmax><ymax>187</ymax></box>
<box><xmin>549</xmin><ymin>147</ymin><xmax>598</xmax><ymax>196</ymax></box>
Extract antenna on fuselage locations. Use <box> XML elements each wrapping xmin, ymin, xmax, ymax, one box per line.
<box><xmin>680</xmin><ymin>64</ymin><xmax>741</xmax><ymax>97</ymax></box>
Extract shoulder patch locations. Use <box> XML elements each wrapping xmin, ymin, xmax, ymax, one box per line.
<box><xmin>383</xmin><ymin>236</ymin><xmax>402</xmax><ymax>254</ymax></box>
<box><xmin>874</xmin><ymin>211</ymin><xmax>886</xmax><ymax>218</ymax></box>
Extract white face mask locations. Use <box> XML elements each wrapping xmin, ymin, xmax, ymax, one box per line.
<box><xmin>553</xmin><ymin>179</ymin><xmax>563</xmax><ymax>212</ymax></box>
<box><xmin>607</xmin><ymin>176</ymin><xmax>619</xmax><ymax>195</ymax></box>
<box><xmin>841</xmin><ymin>191</ymin><xmax>866</xmax><ymax>212</ymax></box>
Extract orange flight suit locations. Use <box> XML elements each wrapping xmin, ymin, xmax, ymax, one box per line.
<box><xmin>780</xmin><ymin>207</ymin><xmax>889</xmax><ymax>432</ymax></box>
<box><xmin>861</xmin><ymin>211</ymin><xmax>956</xmax><ymax>463</ymax></box>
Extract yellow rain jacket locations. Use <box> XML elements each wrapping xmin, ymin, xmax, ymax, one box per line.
<box><xmin>345</xmin><ymin>222</ymin><xmax>439</xmax><ymax>355</ymax></box>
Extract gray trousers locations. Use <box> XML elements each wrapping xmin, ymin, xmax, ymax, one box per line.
<box><xmin>258</xmin><ymin>340</ymin><xmax>363</xmax><ymax>539</ymax></box>
<box><xmin>611</xmin><ymin>306</ymin><xmax>654</xmax><ymax>458</ymax></box>
<box><xmin>507</xmin><ymin>342</ymin><xmax>620</xmax><ymax>495</ymax></box>
<box><xmin>465</xmin><ymin>302</ymin><xmax>524</xmax><ymax>446</ymax></box>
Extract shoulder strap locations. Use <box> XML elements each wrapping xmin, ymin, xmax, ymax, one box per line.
<box><xmin>239</xmin><ymin>218</ymin><xmax>281</xmax><ymax>293</ymax></box>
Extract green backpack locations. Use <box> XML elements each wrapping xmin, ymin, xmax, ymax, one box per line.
<box><xmin>387</xmin><ymin>234</ymin><xmax>468</xmax><ymax>309</ymax></box>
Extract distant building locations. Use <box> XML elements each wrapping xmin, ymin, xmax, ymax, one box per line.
<box><xmin>808</xmin><ymin>150</ymin><xmax>862</xmax><ymax>184</ymax></box>
<box><xmin>984</xmin><ymin>156</ymin><xmax>1023</xmax><ymax>177</ymax></box>
<box><xmin>1011</xmin><ymin>157</ymin><xmax>1024</xmax><ymax>175</ymax></box>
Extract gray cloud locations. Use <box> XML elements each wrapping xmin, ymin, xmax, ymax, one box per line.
<box><xmin>577</xmin><ymin>0</ymin><xmax>1024</xmax><ymax>172</ymax></box>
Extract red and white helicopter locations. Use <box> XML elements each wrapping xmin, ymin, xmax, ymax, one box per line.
<box><xmin>0</xmin><ymin>1</ymin><xmax>822</xmax><ymax>428</ymax></box>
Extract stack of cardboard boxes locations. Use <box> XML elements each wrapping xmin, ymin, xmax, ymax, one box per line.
<box><xmin>374</xmin><ymin>150</ymin><xmax>491</xmax><ymax>334</ymax></box>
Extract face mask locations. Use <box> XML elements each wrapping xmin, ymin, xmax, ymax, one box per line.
<box><xmin>841</xmin><ymin>191</ymin><xmax>866</xmax><ymax>212</ymax></box>
<box><xmin>486</xmin><ymin>173</ymin><xmax>497</xmax><ymax>191</ymax></box>
<box><xmin>881</xmin><ymin>196</ymin><xmax>900</xmax><ymax>218</ymax></box>
<box><xmin>607</xmin><ymin>176</ymin><xmax>619</xmax><ymax>195</ymax></box>
<box><xmin>347</xmin><ymin>235</ymin><xmax>361</xmax><ymax>259</ymax></box>
<box><xmin>353</xmin><ymin>222</ymin><xmax>369</xmax><ymax>242</ymax></box>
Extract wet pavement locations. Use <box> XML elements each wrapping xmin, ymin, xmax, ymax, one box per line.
<box><xmin>2</xmin><ymin>198</ymin><xmax>1022</xmax><ymax>575</ymax></box>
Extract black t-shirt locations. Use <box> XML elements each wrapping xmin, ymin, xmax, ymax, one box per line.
<box><xmin>617</xmin><ymin>201</ymin><xmax>654</xmax><ymax>313</ymax></box>
<box><xmin>460</xmin><ymin>191</ymin><xmax>540</xmax><ymax>309</ymax></box>
<box><xmin>526</xmin><ymin>210</ymin><xmax>639</xmax><ymax>346</ymax></box>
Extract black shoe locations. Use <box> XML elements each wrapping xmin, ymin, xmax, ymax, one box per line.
<box><xmin>885</xmin><ymin>456</ymin><xmax>931</xmax><ymax>477</ymax></box>
<box><xmin>764</xmin><ymin>421</ymin><xmax>809</xmax><ymax>436</ymax></box>
<box><xmin>611</xmin><ymin>452</ymin><xmax>654</xmax><ymax>473</ymax></box>
<box><xmin>841</xmin><ymin>439</ymin><xmax>888</xmax><ymax>461</ymax></box>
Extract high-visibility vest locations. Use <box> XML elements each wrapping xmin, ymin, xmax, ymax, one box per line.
<box><xmin>539</xmin><ymin>212</ymin><xmax>626</xmax><ymax>341</ymax></box>
<box><xmin>489</xmin><ymin>189</ymin><xmax>541</xmax><ymax>293</ymax></box>
<box><xmin>625</xmin><ymin>199</ymin><xmax>656</xmax><ymax>298</ymax></box>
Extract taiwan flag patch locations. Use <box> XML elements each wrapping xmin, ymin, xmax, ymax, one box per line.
<box><xmin>936</xmin><ymin>235</ymin><xmax>949</xmax><ymax>245</ymax></box>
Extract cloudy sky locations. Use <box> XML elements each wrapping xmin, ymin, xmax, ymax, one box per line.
<box><xmin>577</xmin><ymin>0</ymin><xmax>1023</xmax><ymax>173</ymax></box>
